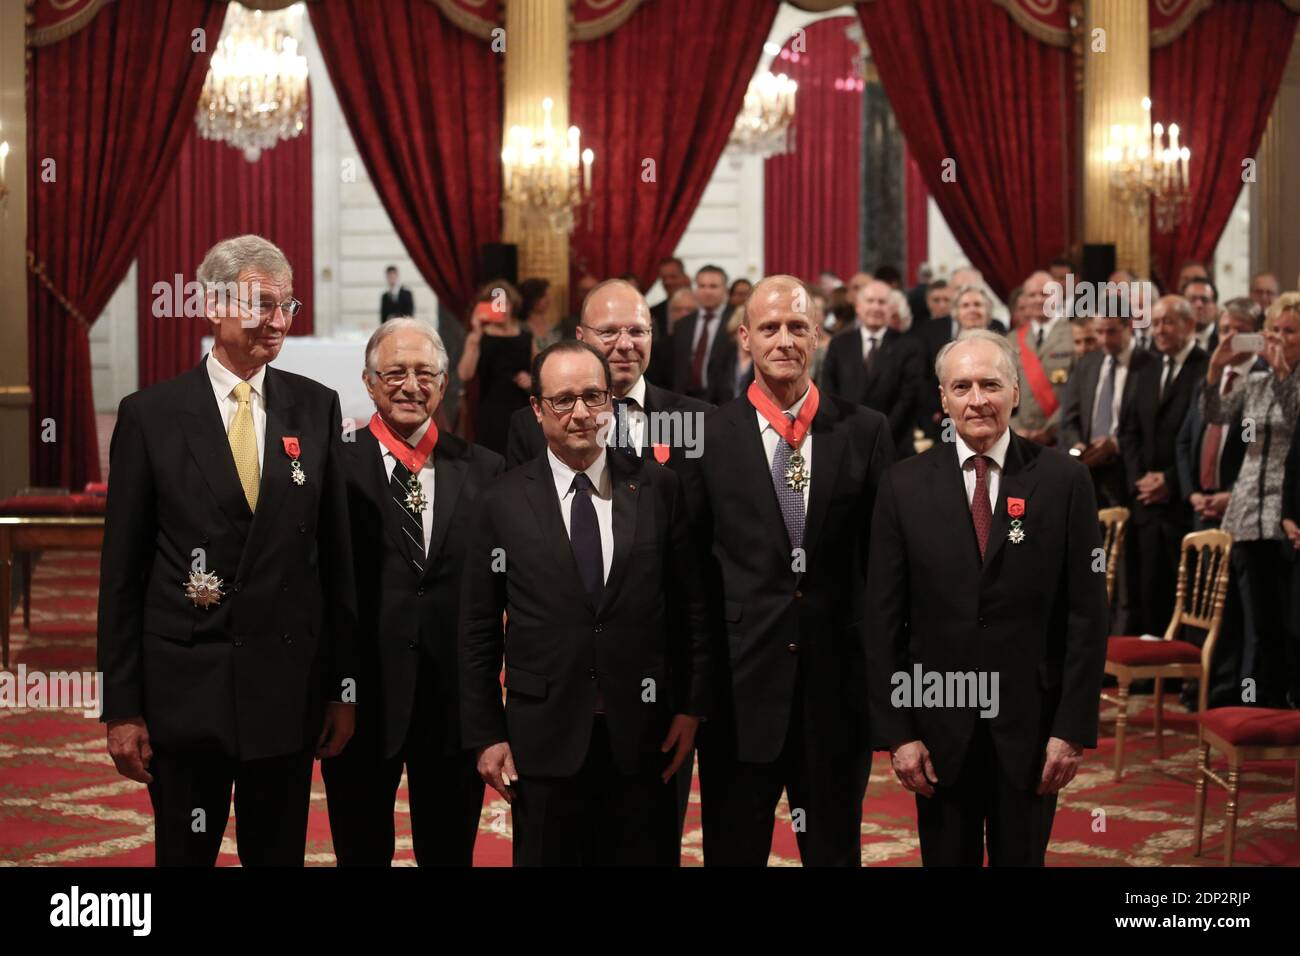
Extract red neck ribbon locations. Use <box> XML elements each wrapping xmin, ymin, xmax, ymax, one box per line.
<box><xmin>747</xmin><ymin>381</ymin><xmax>820</xmax><ymax>451</ymax></box>
<box><xmin>369</xmin><ymin>412</ymin><xmax>438</xmax><ymax>472</ymax></box>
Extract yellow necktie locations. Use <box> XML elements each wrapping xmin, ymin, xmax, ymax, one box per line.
<box><xmin>228</xmin><ymin>381</ymin><xmax>260</xmax><ymax>512</ymax></box>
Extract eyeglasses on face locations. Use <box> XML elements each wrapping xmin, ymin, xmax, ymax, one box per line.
<box><xmin>580</xmin><ymin>324</ymin><xmax>651</xmax><ymax>344</ymax></box>
<box><xmin>541</xmin><ymin>389</ymin><xmax>610</xmax><ymax>414</ymax></box>
<box><xmin>374</xmin><ymin>367</ymin><xmax>444</xmax><ymax>388</ymax></box>
<box><xmin>236</xmin><ymin>296</ymin><xmax>303</xmax><ymax>319</ymax></box>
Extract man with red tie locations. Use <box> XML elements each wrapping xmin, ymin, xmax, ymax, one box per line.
<box><xmin>673</xmin><ymin>265</ymin><xmax>736</xmax><ymax>404</ymax></box>
<box><xmin>866</xmin><ymin>329</ymin><xmax>1108</xmax><ymax>865</ymax></box>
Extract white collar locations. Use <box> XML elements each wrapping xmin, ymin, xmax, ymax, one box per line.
<box><xmin>621</xmin><ymin>375</ymin><xmax>647</xmax><ymax>407</ymax></box>
<box><xmin>547</xmin><ymin>446</ymin><xmax>609</xmax><ymax>499</ymax></box>
<box><xmin>1031</xmin><ymin>314</ymin><xmax>1060</xmax><ymax>336</ymax></box>
<box><xmin>207</xmin><ymin>351</ymin><xmax>266</xmax><ymax>400</ymax></box>
<box><xmin>858</xmin><ymin>322</ymin><xmax>886</xmax><ymax>342</ymax></box>
<box><xmin>954</xmin><ymin>426</ymin><xmax>1011</xmax><ymax>471</ymax></box>
<box><xmin>1228</xmin><ymin>355</ymin><xmax>1257</xmax><ymax>378</ymax></box>
<box><xmin>1163</xmin><ymin>338</ymin><xmax>1196</xmax><ymax>367</ymax></box>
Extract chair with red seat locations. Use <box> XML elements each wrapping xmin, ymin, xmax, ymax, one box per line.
<box><xmin>1192</xmin><ymin>659</ymin><xmax>1300</xmax><ymax>865</ymax></box>
<box><xmin>1101</xmin><ymin>529</ymin><xmax>1232</xmax><ymax>781</ymax></box>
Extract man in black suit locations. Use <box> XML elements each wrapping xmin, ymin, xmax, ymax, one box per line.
<box><xmin>866</xmin><ymin>329</ymin><xmax>1108</xmax><ymax>866</ymax></box>
<box><xmin>696</xmin><ymin>275</ymin><xmax>894</xmax><ymax>866</ymax></box>
<box><xmin>647</xmin><ymin>257</ymin><xmax>691</xmax><ymax>386</ymax></box>
<box><xmin>322</xmin><ymin>318</ymin><xmax>504</xmax><ymax>866</ymax></box>
<box><xmin>98</xmin><ymin>235</ymin><xmax>358</xmax><ymax>866</ymax></box>
<box><xmin>1119</xmin><ymin>295</ymin><xmax>1210</xmax><ymax>636</ymax></box>
<box><xmin>1059</xmin><ymin>312</ymin><xmax>1156</xmax><ymax>508</ymax></box>
<box><xmin>459</xmin><ymin>340</ymin><xmax>711</xmax><ymax>866</ymax></box>
<box><xmin>380</xmin><ymin>265</ymin><xmax>415</xmax><ymax>323</ymax></box>
<box><xmin>821</xmin><ymin>279</ymin><xmax>924</xmax><ymax>456</ymax></box>
<box><xmin>1182</xmin><ymin>276</ymin><xmax>1220</xmax><ymax>354</ymax></box>
<box><xmin>673</xmin><ymin>265</ymin><xmax>736</xmax><ymax>405</ymax></box>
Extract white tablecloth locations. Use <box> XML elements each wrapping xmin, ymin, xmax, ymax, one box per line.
<box><xmin>200</xmin><ymin>334</ymin><xmax>375</xmax><ymax>426</ymax></box>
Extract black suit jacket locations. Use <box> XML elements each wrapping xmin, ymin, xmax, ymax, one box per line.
<box><xmin>916</xmin><ymin>317</ymin><xmax>956</xmax><ymax>439</ymax></box>
<box><xmin>698</xmin><ymin>393</ymin><xmax>894</xmax><ymax>764</ymax></box>
<box><xmin>1175</xmin><ymin>368</ymin><xmax>1258</xmax><ymax>499</ymax></box>
<box><xmin>342</xmin><ymin>426</ymin><xmax>503</xmax><ymax>759</ymax></box>
<box><xmin>97</xmin><ymin>358</ymin><xmax>359</xmax><ymax>761</ymax></box>
<box><xmin>1058</xmin><ymin>347</ymin><xmax>1157</xmax><ymax>505</ymax></box>
<box><xmin>646</xmin><ymin>300</ymin><xmax>675</xmax><ymax>388</ymax></box>
<box><xmin>380</xmin><ymin>287</ymin><xmax>415</xmax><ymax>322</ymax></box>
<box><xmin>821</xmin><ymin>327</ymin><xmax>924</xmax><ymax>456</ymax></box>
<box><xmin>459</xmin><ymin>450</ymin><xmax>711</xmax><ymax>777</ymax></box>
<box><xmin>1119</xmin><ymin>346</ymin><xmax>1210</xmax><ymax>525</ymax></box>
<box><xmin>865</xmin><ymin>435</ymin><xmax>1109</xmax><ymax>789</ymax></box>
<box><xmin>1283</xmin><ymin>415</ymin><xmax>1300</xmax><ymax>531</ymax></box>
<box><xmin>672</xmin><ymin>306</ymin><xmax>737</xmax><ymax>404</ymax></box>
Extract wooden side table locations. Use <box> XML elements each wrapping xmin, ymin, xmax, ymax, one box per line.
<box><xmin>0</xmin><ymin>516</ymin><xmax>105</xmax><ymax>669</ymax></box>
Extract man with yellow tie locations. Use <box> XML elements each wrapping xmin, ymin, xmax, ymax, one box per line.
<box><xmin>97</xmin><ymin>235</ymin><xmax>359</xmax><ymax>866</ymax></box>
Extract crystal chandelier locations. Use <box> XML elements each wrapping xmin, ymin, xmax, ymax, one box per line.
<box><xmin>501</xmin><ymin>98</ymin><xmax>594</xmax><ymax>234</ymax></box>
<box><xmin>195</xmin><ymin>2</ymin><xmax>309</xmax><ymax>163</ymax></box>
<box><xmin>728</xmin><ymin>71</ymin><xmax>798</xmax><ymax>158</ymax></box>
<box><xmin>1104</xmin><ymin>97</ymin><xmax>1191</xmax><ymax>234</ymax></box>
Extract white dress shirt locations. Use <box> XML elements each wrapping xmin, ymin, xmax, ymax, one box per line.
<box><xmin>548</xmin><ymin>447</ymin><xmax>614</xmax><ymax>585</ymax></box>
<box><xmin>690</xmin><ymin>308</ymin><xmax>724</xmax><ymax>388</ymax></box>
<box><xmin>858</xmin><ymin>323</ymin><xmax>886</xmax><ymax>361</ymax></box>
<box><xmin>206</xmin><ymin>352</ymin><xmax>267</xmax><ymax>470</ymax></box>
<box><xmin>955</xmin><ymin>427</ymin><xmax>1011</xmax><ymax>513</ymax></box>
<box><xmin>378</xmin><ymin>415</ymin><xmax>436</xmax><ymax>554</ymax></box>
<box><xmin>756</xmin><ymin>386</ymin><xmax>814</xmax><ymax>513</ymax></box>
<box><xmin>1160</xmin><ymin>338</ymin><xmax>1198</xmax><ymax>394</ymax></box>
<box><xmin>1089</xmin><ymin>343</ymin><xmax>1133</xmax><ymax>439</ymax></box>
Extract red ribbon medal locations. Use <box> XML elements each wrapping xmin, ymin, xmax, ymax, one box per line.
<box><xmin>282</xmin><ymin>436</ymin><xmax>306</xmax><ymax>485</ymax></box>
<box><xmin>747</xmin><ymin>381</ymin><xmax>819</xmax><ymax>491</ymax></box>
<box><xmin>369</xmin><ymin>413</ymin><xmax>438</xmax><ymax>514</ymax></box>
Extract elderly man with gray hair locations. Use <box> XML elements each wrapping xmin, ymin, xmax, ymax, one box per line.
<box><xmin>866</xmin><ymin>328</ymin><xmax>1107</xmax><ymax>866</ymax></box>
<box><xmin>98</xmin><ymin>234</ymin><xmax>359</xmax><ymax>866</ymax></box>
<box><xmin>322</xmin><ymin>316</ymin><xmax>504</xmax><ymax>865</ymax></box>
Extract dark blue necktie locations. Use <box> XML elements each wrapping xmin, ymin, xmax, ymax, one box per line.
<box><xmin>569</xmin><ymin>472</ymin><xmax>604</xmax><ymax>607</ymax></box>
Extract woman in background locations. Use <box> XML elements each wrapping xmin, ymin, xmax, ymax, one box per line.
<box><xmin>457</xmin><ymin>280</ymin><xmax>535</xmax><ymax>455</ymax></box>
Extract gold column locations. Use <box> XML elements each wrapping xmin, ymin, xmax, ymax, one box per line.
<box><xmin>0</xmin><ymin>0</ymin><xmax>30</xmax><ymax>496</ymax></box>
<box><xmin>1251</xmin><ymin>28</ymin><xmax>1300</xmax><ymax>288</ymax></box>
<box><xmin>1083</xmin><ymin>0</ymin><xmax>1150</xmax><ymax>276</ymax></box>
<box><xmin>501</xmin><ymin>0</ymin><xmax>569</xmax><ymax>331</ymax></box>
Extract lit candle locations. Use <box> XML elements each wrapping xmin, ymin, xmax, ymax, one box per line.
<box><xmin>1180</xmin><ymin>146</ymin><xmax>1189</xmax><ymax>188</ymax></box>
<box><xmin>582</xmin><ymin>148</ymin><xmax>593</xmax><ymax>192</ymax></box>
<box><xmin>0</xmin><ymin>139</ymin><xmax>8</xmax><ymax>188</ymax></box>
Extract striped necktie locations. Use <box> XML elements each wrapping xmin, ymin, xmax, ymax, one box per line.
<box><xmin>390</xmin><ymin>460</ymin><xmax>425</xmax><ymax>574</ymax></box>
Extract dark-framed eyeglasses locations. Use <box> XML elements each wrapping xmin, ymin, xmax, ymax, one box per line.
<box><xmin>374</xmin><ymin>367</ymin><xmax>444</xmax><ymax>388</ymax></box>
<box><xmin>580</xmin><ymin>323</ymin><xmax>651</xmax><ymax>344</ymax></box>
<box><xmin>541</xmin><ymin>389</ymin><xmax>610</xmax><ymax>414</ymax></box>
<box><xmin>237</xmin><ymin>296</ymin><xmax>303</xmax><ymax>319</ymax></box>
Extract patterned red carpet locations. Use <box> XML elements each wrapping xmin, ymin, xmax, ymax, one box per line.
<box><xmin>2</xmin><ymin>551</ymin><xmax>1297</xmax><ymax>866</ymax></box>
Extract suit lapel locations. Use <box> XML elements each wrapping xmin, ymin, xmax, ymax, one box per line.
<box><xmin>235</xmin><ymin>368</ymin><xmax>297</xmax><ymax>583</ymax></box>
<box><xmin>352</xmin><ymin>427</ymin><xmax>412</xmax><ymax>570</ymax></box>
<box><xmin>932</xmin><ymin>442</ymin><xmax>982</xmax><ymax>572</ymax></box>
<box><xmin>981</xmin><ymin>434</ymin><xmax>1041</xmax><ymax>573</ymax></box>
<box><xmin>1079</xmin><ymin>354</ymin><xmax>1101</xmax><ymax>440</ymax></box>
<box><xmin>424</xmin><ymin>435</ymin><xmax>468</xmax><ymax>578</ymax></box>
<box><xmin>726</xmin><ymin>398</ymin><xmax>787</xmax><ymax>545</ymax></box>
<box><xmin>801</xmin><ymin>399</ymin><xmax>846</xmax><ymax>563</ymax></box>
<box><xmin>180</xmin><ymin>359</ymin><xmax>255</xmax><ymax>533</ymax></box>
<box><xmin>522</xmin><ymin>452</ymin><xmax>589</xmax><ymax>610</ymax></box>
<box><xmin>600</xmin><ymin>451</ymin><xmax>640</xmax><ymax>613</ymax></box>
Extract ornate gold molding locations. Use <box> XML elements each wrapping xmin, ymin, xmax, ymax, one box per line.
<box><xmin>572</xmin><ymin>0</ymin><xmax>643</xmax><ymax>41</ymax></box>
<box><xmin>1149</xmin><ymin>0</ymin><xmax>1214</xmax><ymax>48</ymax></box>
<box><xmin>28</xmin><ymin>0</ymin><xmax>111</xmax><ymax>47</ymax></box>
<box><xmin>429</xmin><ymin>0</ymin><xmax>498</xmax><ymax>40</ymax></box>
<box><xmin>991</xmin><ymin>0</ymin><xmax>1072</xmax><ymax>47</ymax></box>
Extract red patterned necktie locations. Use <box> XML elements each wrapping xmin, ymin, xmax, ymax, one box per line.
<box><xmin>970</xmin><ymin>455</ymin><xmax>992</xmax><ymax>560</ymax></box>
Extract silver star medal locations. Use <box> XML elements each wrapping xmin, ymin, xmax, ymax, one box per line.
<box><xmin>184</xmin><ymin>569</ymin><xmax>225</xmax><ymax>609</ymax></box>
<box><xmin>1008</xmin><ymin>518</ymin><xmax>1026</xmax><ymax>544</ymax></box>
<box><xmin>404</xmin><ymin>472</ymin><xmax>428</xmax><ymax>514</ymax></box>
<box><xmin>785</xmin><ymin>450</ymin><xmax>810</xmax><ymax>492</ymax></box>
<box><xmin>290</xmin><ymin>459</ymin><xmax>306</xmax><ymax>485</ymax></box>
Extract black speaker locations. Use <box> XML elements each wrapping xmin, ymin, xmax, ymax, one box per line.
<box><xmin>476</xmin><ymin>243</ymin><xmax>518</xmax><ymax>287</ymax></box>
<box><xmin>1081</xmin><ymin>243</ymin><xmax>1117</xmax><ymax>285</ymax></box>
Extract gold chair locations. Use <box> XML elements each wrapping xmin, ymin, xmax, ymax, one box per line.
<box><xmin>1192</xmin><ymin>611</ymin><xmax>1300</xmax><ymax>866</ymax></box>
<box><xmin>1101</xmin><ymin>529</ymin><xmax>1232</xmax><ymax>782</ymax></box>
<box><xmin>1097</xmin><ymin>507</ymin><xmax>1129</xmax><ymax>607</ymax></box>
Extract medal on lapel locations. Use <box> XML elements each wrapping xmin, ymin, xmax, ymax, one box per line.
<box><xmin>747</xmin><ymin>381</ymin><xmax>820</xmax><ymax>493</ymax></box>
<box><xmin>282</xmin><ymin>436</ymin><xmax>306</xmax><ymax>485</ymax></box>
<box><xmin>368</xmin><ymin>412</ymin><xmax>439</xmax><ymax>516</ymax></box>
<box><xmin>184</xmin><ymin>569</ymin><xmax>225</xmax><ymax>609</ymax></box>
<box><xmin>1007</xmin><ymin>497</ymin><xmax>1026</xmax><ymax>544</ymax></box>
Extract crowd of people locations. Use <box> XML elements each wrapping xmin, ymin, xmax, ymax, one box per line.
<box><xmin>96</xmin><ymin>234</ymin><xmax>1299</xmax><ymax>870</ymax></box>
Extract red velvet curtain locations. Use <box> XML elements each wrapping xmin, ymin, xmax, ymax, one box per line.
<box><xmin>308</xmin><ymin>0</ymin><xmax>501</xmax><ymax>318</ymax></box>
<box><xmin>763</xmin><ymin>17</ymin><xmax>863</xmax><ymax>283</ymax></box>
<box><xmin>1149</xmin><ymin>0</ymin><xmax>1298</xmax><ymax>288</ymax></box>
<box><xmin>27</xmin><ymin>0</ymin><xmax>226</xmax><ymax>488</ymax></box>
<box><xmin>569</xmin><ymin>0</ymin><xmax>777</xmax><ymax>292</ymax></box>
<box><xmin>136</xmin><ymin>95</ymin><xmax>315</xmax><ymax>389</ymax></box>
<box><xmin>855</xmin><ymin>0</ymin><xmax>1074</xmax><ymax>299</ymax></box>
<box><xmin>904</xmin><ymin>147</ymin><xmax>929</xmax><ymax>286</ymax></box>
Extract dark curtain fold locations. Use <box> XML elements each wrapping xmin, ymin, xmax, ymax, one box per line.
<box><xmin>569</xmin><ymin>0</ymin><xmax>778</xmax><ymax>293</ymax></box>
<box><xmin>855</xmin><ymin>0</ymin><xmax>1074</xmax><ymax>299</ymax></box>
<box><xmin>136</xmin><ymin>96</ymin><xmax>315</xmax><ymax>389</ymax></box>
<box><xmin>307</xmin><ymin>0</ymin><xmax>501</xmax><ymax>318</ymax></box>
<box><xmin>27</xmin><ymin>0</ymin><xmax>226</xmax><ymax>488</ymax></box>
<box><xmin>1148</xmin><ymin>0</ymin><xmax>1297</xmax><ymax>288</ymax></box>
<box><xmin>763</xmin><ymin>16</ymin><xmax>863</xmax><ymax>284</ymax></box>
